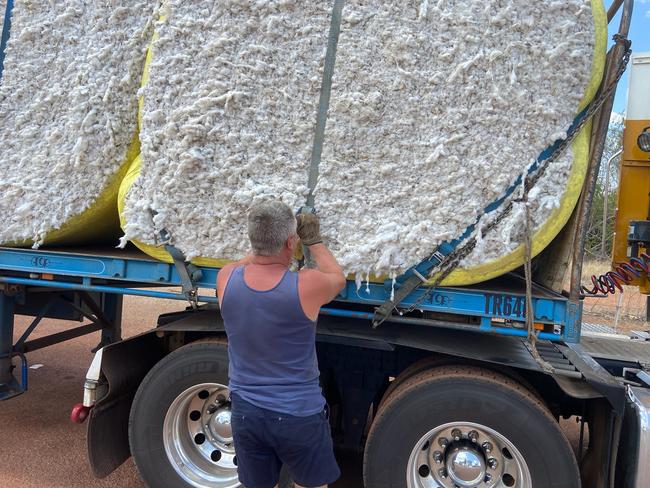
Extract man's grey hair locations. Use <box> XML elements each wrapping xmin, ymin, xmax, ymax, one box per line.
<box><xmin>248</xmin><ymin>200</ymin><xmax>297</xmax><ymax>256</ymax></box>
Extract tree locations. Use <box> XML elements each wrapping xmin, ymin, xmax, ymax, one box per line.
<box><xmin>585</xmin><ymin>120</ymin><xmax>623</xmax><ymax>259</ymax></box>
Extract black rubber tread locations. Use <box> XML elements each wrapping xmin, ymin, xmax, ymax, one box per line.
<box><xmin>380</xmin><ymin>358</ymin><xmax>545</xmax><ymax>412</ymax></box>
<box><xmin>189</xmin><ymin>335</ymin><xmax>228</xmax><ymax>345</ymax></box>
<box><xmin>378</xmin><ymin>356</ymin><xmax>445</xmax><ymax>410</ymax></box>
<box><xmin>364</xmin><ymin>365</ymin><xmax>580</xmax><ymax>488</ymax></box>
<box><xmin>128</xmin><ymin>340</ymin><xmax>231</xmax><ymax>488</ymax></box>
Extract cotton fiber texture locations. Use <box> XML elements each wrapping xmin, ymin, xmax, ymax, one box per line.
<box><xmin>0</xmin><ymin>1</ymin><xmax>155</xmax><ymax>246</ymax></box>
<box><xmin>122</xmin><ymin>0</ymin><xmax>605</xmax><ymax>284</ymax></box>
<box><xmin>122</xmin><ymin>0</ymin><xmax>331</xmax><ymax>262</ymax></box>
<box><xmin>0</xmin><ymin>1</ymin><xmax>7</xmax><ymax>27</ymax></box>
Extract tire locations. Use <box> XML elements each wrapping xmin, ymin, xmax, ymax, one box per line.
<box><xmin>378</xmin><ymin>356</ymin><xmax>444</xmax><ymax>410</ymax></box>
<box><xmin>129</xmin><ymin>340</ymin><xmax>239</xmax><ymax>488</ymax></box>
<box><xmin>364</xmin><ymin>365</ymin><xmax>580</xmax><ymax>488</ymax></box>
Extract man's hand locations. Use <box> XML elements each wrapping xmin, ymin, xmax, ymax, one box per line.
<box><xmin>297</xmin><ymin>212</ymin><xmax>323</xmax><ymax>247</ymax></box>
<box><xmin>295</xmin><ymin>211</ymin><xmax>346</xmax><ymax>320</ymax></box>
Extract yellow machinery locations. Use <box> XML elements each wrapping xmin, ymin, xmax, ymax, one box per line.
<box><xmin>612</xmin><ymin>52</ymin><xmax>650</xmax><ymax>293</ymax></box>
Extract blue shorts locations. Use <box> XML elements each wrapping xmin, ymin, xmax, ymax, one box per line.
<box><xmin>230</xmin><ymin>393</ymin><xmax>340</xmax><ymax>488</ymax></box>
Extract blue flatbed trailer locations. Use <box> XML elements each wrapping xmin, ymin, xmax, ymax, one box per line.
<box><xmin>0</xmin><ymin>242</ymin><xmax>584</xmax><ymax>402</ymax></box>
<box><xmin>0</xmin><ymin>243</ymin><xmax>580</xmax><ymax>351</ymax></box>
<box><xmin>0</xmin><ymin>242</ymin><xmax>586</xmax><ymax>401</ymax></box>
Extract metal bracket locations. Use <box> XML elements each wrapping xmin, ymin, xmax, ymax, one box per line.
<box><xmin>157</xmin><ymin>227</ymin><xmax>202</xmax><ymax>309</ymax></box>
<box><xmin>560</xmin><ymin>343</ymin><xmax>627</xmax><ymax>415</ymax></box>
<box><xmin>0</xmin><ymin>352</ymin><xmax>26</xmax><ymax>401</ymax></box>
<box><xmin>637</xmin><ymin>370</ymin><xmax>650</xmax><ymax>388</ymax></box>
<box><xmin>371</xmin><ymin>243</ymin><xmax>453</xmax><ymax>327</ymax></box>
<box><xmin>165</xmin><ymin>244</ymin><xmax>202</xmax><ymax>309</ymax></box>
<box><xmin>0</xmin><ymin>283</ymin><xmax>22</xmax><ymax>296</ymax></box>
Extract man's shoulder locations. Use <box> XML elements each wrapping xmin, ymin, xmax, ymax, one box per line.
<box><xmin>217</xmin><ymin>262</ymin><xmax>240</xmax><ymax>287</ymax></box>
<box><xmin>221</xmin><ymin>262</ymin><xmax>240</xmax><ymax>273</ymax></box>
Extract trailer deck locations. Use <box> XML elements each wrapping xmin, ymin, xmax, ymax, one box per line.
<box><xmin>0</xmin><ymin>244</ymin><xmax>579</xmax><ymax>340</ymax></box>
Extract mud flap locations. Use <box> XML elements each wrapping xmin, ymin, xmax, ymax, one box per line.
<box><xmin>87</xmin><ymin>331</ymin><xmax>166</xmax><ymax>478</ymax></box>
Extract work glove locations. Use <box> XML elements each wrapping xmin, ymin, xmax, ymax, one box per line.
<box><xmin>297</xmin><ymin>212</ymin><xmax>323</xmax><ymax>246</ymax></box>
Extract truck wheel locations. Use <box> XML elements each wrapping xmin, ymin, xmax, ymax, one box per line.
<box><xmin>129</xmin><ymin>340</ymin><xmax>240</xmax><ymax>488</ymax></box>
<box><xmin>379</xmin><ymin>356</ymin><xmax>444</xmax><ymax>410</ymax></box>
<box><xmin>364</xmin><ymin>365</ymin><xmax>580</xmax><ymax>488</ymax></box>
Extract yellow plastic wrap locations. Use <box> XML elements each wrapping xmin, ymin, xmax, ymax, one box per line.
<box><xmin>38</xmin><ymin>133</ymin><xmax>141</xmax><ymax>246</ymax></box>
<box><xmin>118</xmin><ymin>154</ymin><xmax>230</xmax><ymax>267</ymax></box>
<box><xmin>120</xmin><ymin>1</ymin><xmax>607</xmax><ymax>284</ymax></box>
<box><xmin>442</xmin><ymin>0</ymin><xmax>606</xmax><ymax>285</ymax></box>
<box><xmin>5</xmin><ymin>132</ymin><xmax>140</xmax><ymax>247</ymax></box>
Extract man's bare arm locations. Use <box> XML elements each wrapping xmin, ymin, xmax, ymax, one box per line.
<box><xmin>306</xmin><ymin>243</ymin><xmax>346</xmax><ymax>301</ymax></box>
<box><xmin>297</xmin><ymin>213</ymin><xmax>346</xmax><ymax>317</ymax></box>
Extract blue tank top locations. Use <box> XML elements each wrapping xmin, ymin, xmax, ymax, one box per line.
<box><xmin>220</xmin><ymin>266</ymin><xmax>325</xmax><ymax>416</ymax></box>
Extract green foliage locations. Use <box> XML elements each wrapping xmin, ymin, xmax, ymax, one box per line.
<box><xmin>586</xmin><ymin>182</ymin><xmax>618</xmax><ymax>258</ymax></box>
<box><xmin>585</xmin><ymin>121</ymin><xmax>623</xmax><ymax>259</ymax></box>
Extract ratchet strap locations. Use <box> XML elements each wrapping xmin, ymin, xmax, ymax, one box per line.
<box><xmin>150</xmin><ymin>210</ymin><xmax>203</xmax><ymax>308</ymax></box>
<box><xmin>163</xmin><ymin>239</ymin><xmax>202</xmax><ymax>309</ymax></box>
<box><xmin>301</xmin><ymin>0</ymin><xmax>345</xmax><ymax>267</ymax></box>
<box><xmin>305</xmin><ymin>0</ymin><xmax>345</xmax><ymax>207</ymax></box>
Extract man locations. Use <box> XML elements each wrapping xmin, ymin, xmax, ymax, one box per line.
<box><xmin>217</xmin><ymin>200</ymin><xmax>346</xmax><ymax>488</ymax></box>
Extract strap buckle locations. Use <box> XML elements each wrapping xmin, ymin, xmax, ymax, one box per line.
<box><xmin>164</xmin><ymin>243</ymin><xmax>202</xmax><ymax>310</ymax></box>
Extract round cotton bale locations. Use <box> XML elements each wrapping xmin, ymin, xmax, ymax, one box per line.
<box><xmin>0</xmin><ymin>1</ymin><xmax>155</xmax><ymax>247</ymax></box>
<box><xmin>120</xmin><ymin>0</ymin><xmax>606</xmax><ymax>285</ymax></box>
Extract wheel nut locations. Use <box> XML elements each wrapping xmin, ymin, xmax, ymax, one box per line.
<box><xmin>484</xmin><ymin>473</ymin><xmax>493</xmax><ymax>482</ymax></box>
<box><xmin>438</xmin><ymin>468</ymin><xmax>447</xmax><ymax>479</ymax></box>
<box><xmin>206</xmin><ymin>404</ymin><xmax>218</xmax><ymax>414</ymax></box>
<box><xmin>487</xmin><ymin>458</ymin><xmax>498</xmax><ymax>469</ymax></box>
<box><xmin>438</xmin><ymin>437</ymin><xmax>449</xmax><ymax>448</ymax></box>
<box><xmin>433</xmin><ymin>451</ymin><xmax>443</xmax><ymax>464</ymax></box>
<box><xmin>482</xmin><ymin>441</ymin><xmax>493</xmax><ymax>453</ymax></box>
<box><xmin>451</xmin><ymin>429</ymin><xmax>462</xmax><ymax>441</ymax></box>
<box><xmin>468</xmin><ymin>430</ymin><xmax>479</xmax><ymax>443</ymax></box>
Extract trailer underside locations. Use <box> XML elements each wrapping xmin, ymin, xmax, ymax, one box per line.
<box><xmin>76</xmin><ymin>304</ymin><xmax>650</xmax><ymax>485</ymax></box>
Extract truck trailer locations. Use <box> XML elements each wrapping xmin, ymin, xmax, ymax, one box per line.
<box><xmin>1</xmin><ymin>1</ymin><xmax>649</xmax><ymax>488</ymax></box>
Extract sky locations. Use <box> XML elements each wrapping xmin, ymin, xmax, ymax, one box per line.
<box><xmin>609</xmin><ymin>0</ymin><xmax>650</xmax><ymax>114</ymax></box>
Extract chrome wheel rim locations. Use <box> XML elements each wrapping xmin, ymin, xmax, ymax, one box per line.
<box><xmin>163</xmin><ymin>383</ymin><xmax>240</xmax><ymax>488</ymax></box>
<box><xmin>407</xmin><ymin>422</ymin><xmax>532</xmax><ymax>488</ymax></box>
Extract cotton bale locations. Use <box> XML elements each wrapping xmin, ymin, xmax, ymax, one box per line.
<box><xmin>0</xmin><ymin>1</ymin><xmax>155</xmax><ymax>247</ymax></box>
<box><xmin>120</xmin><ymin>0</ymin><xmax>606</xmax><ymax>285</ymax></box>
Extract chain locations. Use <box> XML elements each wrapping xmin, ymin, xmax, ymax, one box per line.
<box><xmin>395</xmin><ymin>36</ymin><xmax>632</xmax><ymax>317</ymax></box>
<box><xmin>524</xmin><ymin>35</ymin><xmax>631</xmax><ymax>193</ymax></box>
